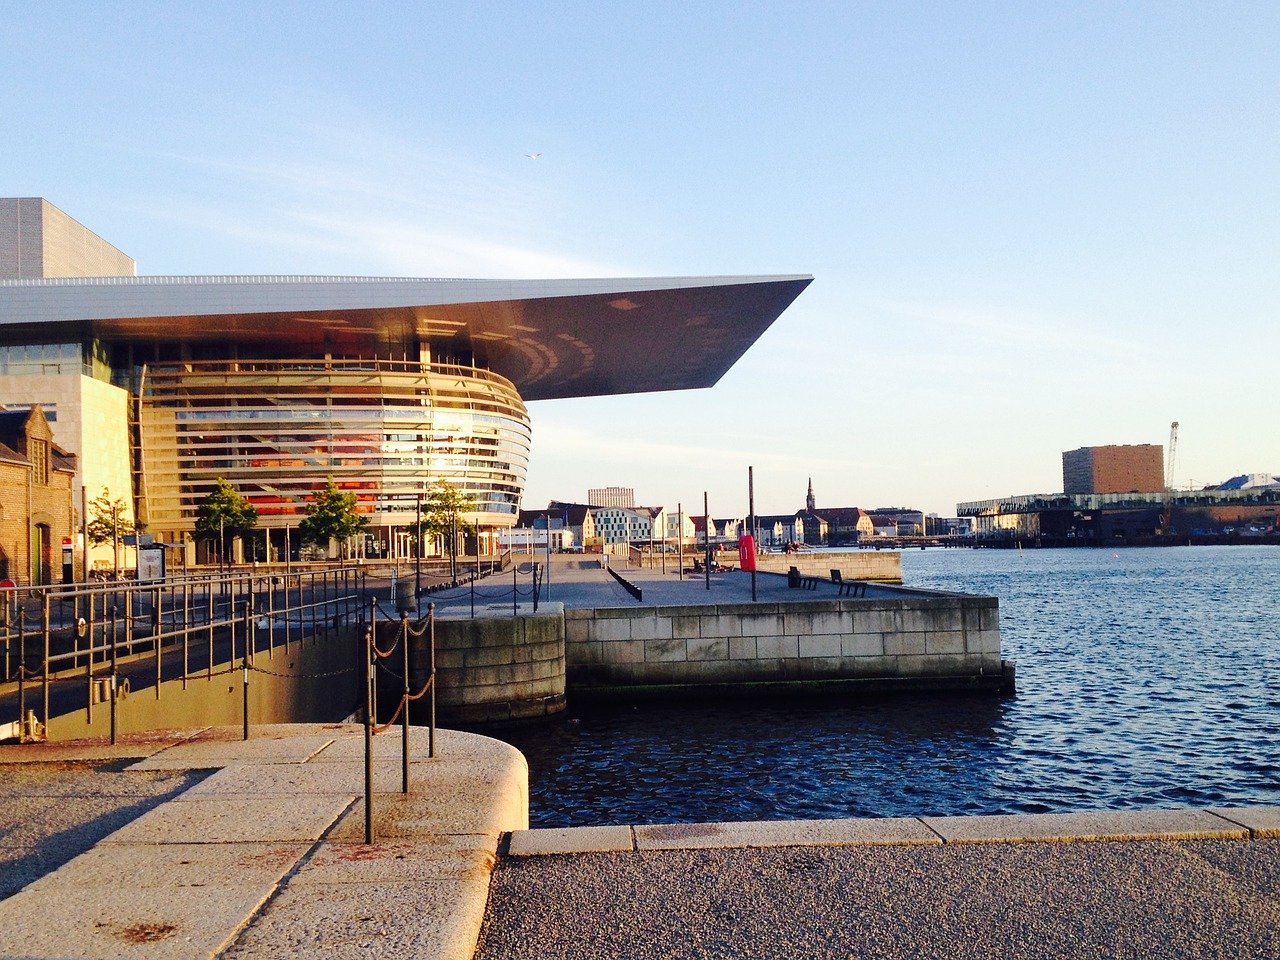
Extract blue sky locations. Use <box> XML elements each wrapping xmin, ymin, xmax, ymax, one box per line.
<box><xmin>4</xmin><ymin>2</ymin><xmax>1276</xmax><ymax>516</ymax></box>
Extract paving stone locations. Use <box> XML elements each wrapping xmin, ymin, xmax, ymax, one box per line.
<box><xmin>290</xmin><ymin>839</ymin><xmax>495</xmax><ymax>884</ymax></box>
<box><xmin>178</xmin><ymin>762</ymin><xmax>368</xmax><ymax>797</ymax></box>
<box><xmin>129</xmin><ymin>732</ymin><xmax>339</xmax><ymax>770</ymax></box>
<box><xmin>1210</xmin><ymin>806</ymin><xmax>1280</xmax><ymax>838</ymax></box>
<box><xmin>101</xmin><ymin>794</ymin><xmax>354</xmax><ymax>844</ymax></box>
<box><xmin>0</xmin><ymin>877</ymin><xmax>279</xmax><ymax>959</ymax></box>
<box><xmin>634</xmin><ymin>816</ymin><xmax>941</xmax><ymax>851</ymax></box>
<box><xmin>223</xmin><ymin>878</ymin><xmax>490</xmax><ymax>960</ymax></box>
<box><xmin>921</xmin><ymin>809</ymin><xmax>1249</xmax><ymax>844</ymax></box>
<box><xmin>21</xmin><ymin>841</ymin><xmax>310</xmax><ymax>892</ymax></box>
<box><xmin>509</xmin><ymin>825</ymin><xmax>635</xmax><ymax>856</ymax></box>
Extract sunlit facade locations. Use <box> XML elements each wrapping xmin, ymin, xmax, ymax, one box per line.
<box><xmin>0</xmin><ymin>198</ymin><xmax>811</xmax><ymax>565</ymax></box>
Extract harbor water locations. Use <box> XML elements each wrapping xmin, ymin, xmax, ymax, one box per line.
<box><xmin>493</xmin><ymin>545</ymin><xmax>1280</xmax><ymax>828</ymax></box>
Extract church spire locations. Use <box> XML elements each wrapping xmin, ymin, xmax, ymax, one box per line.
<box><xmin>806</xmin><ymin>477</ymin><xmax>815</xmax><ymax>512</ymax></box>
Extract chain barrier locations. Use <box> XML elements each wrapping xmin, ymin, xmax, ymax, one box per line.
<box><xmin>248</xmin><ymin>662</ymin><xmax>358</xmax><ymax>680</ymax></box>
<box><xmin>362</xmin><ymin>602</ymin><xmax>435</xmax><ymax>844</ymax></box>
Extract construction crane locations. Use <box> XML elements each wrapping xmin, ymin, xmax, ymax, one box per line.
<box><xmin>1162</xmin><ymin>421</ymin><xmax>1179</xmax><ymax>534</ymax></box>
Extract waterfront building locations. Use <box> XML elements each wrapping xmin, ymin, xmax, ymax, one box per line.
<box><xmin>586</xmin><ymin>486</ymin><xmax>635</xmax><ymax>509</ymax></box>
<box><xmin>1062</xmin><ymin>444</ymin><xmax>1164</xmax><ymax>495</ymax></box>
<box><xmin>869</xmin><ymin>507</ymin><xmax>925</xmax><ymax>537</ymax></box>
<box><xmin>665</xmin><ymin>512</ymin><xmax>697</xmax><ymax>543</ymax></box>
<box><xmin>0</xmin><ymin>198</ymin><xmax>810</xmax><ymax>569</ymax></box>
<box><xmin>821</xmin><ymin>507</ymin><xmax>874</xmax><ymax>545</ymax></box>
<box><xmin>592</xmin><ymin>506</ymin><xmax>665</xmax><ymax>545</ymax></box>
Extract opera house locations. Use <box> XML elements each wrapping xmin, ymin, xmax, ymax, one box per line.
<box><xmin>0</xmin><ymin>198</ymin><xmax>810</xmax><ymax>565</ymax></box>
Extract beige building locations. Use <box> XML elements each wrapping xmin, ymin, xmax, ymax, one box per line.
<box><xmin>0</xmin><ymin>406</ymin><xmax>77</xmax><ymax>584</ymax></box>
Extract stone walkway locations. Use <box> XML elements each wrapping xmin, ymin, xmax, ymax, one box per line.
<box><xmin>0</xmin><ymin>724</ymin><xmax>527</xmax><ymax>959</ymax></box>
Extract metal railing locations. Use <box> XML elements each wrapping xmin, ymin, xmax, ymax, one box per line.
<box><xmin>363</xmin><ymin>600</ymin><xmax>437</xmax><ymax>843</ymax></box>
<box><xmin>1</xmin><ymin>567</ymin><xmax>366</xmax><ymax>743</ymax></box>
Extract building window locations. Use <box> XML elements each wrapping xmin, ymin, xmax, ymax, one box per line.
<box><xmin>30</xmin><ymin>439</ymin><xmax>48</xmax><ymax>485</ymax></box>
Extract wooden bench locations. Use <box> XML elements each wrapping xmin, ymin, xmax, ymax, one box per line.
<box><xmin>831</xmin><ymin>568</ymin><xmax>867</xmax><ymax>598</ymax></box>
<box><xmin>788</xmin><ymin>565</ymin><xmax>820</xmax><ymax>589</ymax></box>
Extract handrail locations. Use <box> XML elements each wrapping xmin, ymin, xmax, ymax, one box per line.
<box><xmin>1</xmin><ymin>566</ymin><xmax>366</xmax><ymax>743</ymax></box>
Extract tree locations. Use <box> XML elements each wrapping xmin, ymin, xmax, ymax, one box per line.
<box><xmin>86</xmin><ymin>489</ymin><xmax>141</xmax><ymax>576</ymax></box>
<box><xmin>193</xmin><ymin>478</ymin><xmax>258</xmax><ymax>565</ymax></box>
<box><xmin>419</xmin><ymin>480</ymin><xmax>477</xmax><ymax>584</ymax></box>
<box><xmin>298</xmin><ymin>478</ymin><xmax>368</xmax><ymax>558</ymax></box>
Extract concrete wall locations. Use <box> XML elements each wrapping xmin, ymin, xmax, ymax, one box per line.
<box><xmin>564</xmin><ymin>592</ymin><xmax>1004</xmax><ymax>696</ymax></box>
<box><xmin>753</xmin><ymin>551</ymin><xmax>902</xmax><ymax>582</ymax></box>
<box><xmin>400</xmin><ymin>607</ymin><xmax>566</xmax><ymax>724</ymax></box>
<box><xmin>45</xmin><ymin>625</ymin><xmax>363</xmax><ymax>741</ymax></box>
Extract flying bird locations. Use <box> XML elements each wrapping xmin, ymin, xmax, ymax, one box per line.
<box><xmin>525</xmin><ymin>152</ymin><xmax>542</xmax><ymax>160</ymax></box>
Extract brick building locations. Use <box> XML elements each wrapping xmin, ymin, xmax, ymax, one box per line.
<box><xmin>1062</xmin><ymin>444</ymin><xmax>1164</xmax><ymax>495</ymax></box>
<box><xmin>0</xmin><ymin>406</ymin><xmax>78</xmax><ymax>584</ymax></box>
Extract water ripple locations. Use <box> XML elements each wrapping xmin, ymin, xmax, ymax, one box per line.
<box><xmin>494</xmin><ymin>545</ymin><xmax>1280</xmax><ymax>827</ymax></box>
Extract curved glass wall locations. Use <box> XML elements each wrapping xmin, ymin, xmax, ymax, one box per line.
<box><xmin>137</xmin><ymin>359</ymin><xmax>530</xmax><ymax>532</ymax></box>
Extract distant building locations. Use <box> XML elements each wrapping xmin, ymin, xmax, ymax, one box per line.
<box><xmin>870</xmin><ymin>516</ymin><xmax>898</xmax><ymax>538</ymax></box>
<box><xmin>665</xmin><ymin>512</ymin><xmax>696</xmax><ymax>542</ymax></box>
<box><xmin>587</xmin><ymin>486</ymin><xmax>635</xmax><ymax>509</ymax></box>
<box><xmin>869</xmin><ymin>508</ymin><xmax>925</xmax><ymax>537</ymax></box>
<box><xmin>822</xmin><ymin>507</ymin><xmax>874</xmax><ymax>545</ymax></box>
<box><xmin>1214</xmin><ymin>474</ymin><xmax>1280</xmax><ymax>491</ymax></box>
<box><xmin>592</xmin><ymin>506</ymin><xmax>664</xmax><ymax>544</ymax></box>
<box><xmin>546</xmin><ymin>502</ymin><xmax>598</xmax><ymax>548</ymax></box>
<box><xmin>926</xmin><ymin>515</ymin><xmax>974</xmax><ymax>537</ymax></box>
<box><xmin>0</xmin><ymin>406</ymin><xmax>77</xmax><ymax>584</ymax></box>
<box><xmin>1063</xmin><ymin>445</ymin><xmax>1164</xmax><ymax>495</ymax></box>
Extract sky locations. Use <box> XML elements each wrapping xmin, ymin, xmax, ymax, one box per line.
<box><xmin>3</xmin><ymin>2</ymin><xmax>1277</xmax><ymax>517</ymax></box>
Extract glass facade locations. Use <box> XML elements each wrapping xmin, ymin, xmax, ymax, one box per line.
<box><xmin>137</xmin><ymin>359</ymin><xmax>530</xmax><ymax>532</ymax></box>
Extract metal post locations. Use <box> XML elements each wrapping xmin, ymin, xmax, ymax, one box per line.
<box><xmin>678</xmin><ymin>504</ymin><xmax>684</xmax><ymax>581</ymax></box>
<box><xmin>42</xmin><ymin>593</ymin><xmax>51</xmax><ymax>732</ymax></box>
<box><xmin>242</xmin><ymin>602</ymin><xmax>251</xmax><ymax>741</ymax></box>
<box><xmin>17</xmin><ymin>610</ymin><xmax>26</xmax><ymax>741</ymax></box>
<box><xmin>400</xmin><ymin>612</ymin><xmax>410</xmax><ymax>795</ymax></box>
<box><xmin>428</xmin><ymin>603</ymin><xmax>436</xmax><ymax>759</ymax></box>
<box><xmin>154</xmin><ymin>585</ymin><xmax>162</xmax><ymax>699</ymax></box>
<box><xmin>109</xmin><ymin>604</ymin><xmax>118</xmax><ymax>744</ymax></box>
<box><xmin>749</xmin><ymin>466</ymin><xmax>757</xmax><ymax>602</ymax></box>
<box><xmin>363</xmin><ymin>623</ymin><xmax>375</xmax><ymax>844</ymax></box>
<box><xmin>704</xmin><ymin>491</ymin><xmax>711</xmax><ymax>591</ymax></box>
<box><xmin>415</xmin><ymin>493</ymin><xmax>422</xmax><ymax>600</ymax></box>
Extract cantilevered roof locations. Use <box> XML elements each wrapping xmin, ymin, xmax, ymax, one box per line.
<box><xmin>0</xmin><ymin>274</ymin><xmax>811</xmax><ymax>401</ymax></box>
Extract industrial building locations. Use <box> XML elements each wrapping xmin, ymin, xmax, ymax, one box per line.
<box><xmin>1062</xmin><ymin>444</ymin><xmax>1164</xmax><ymax>495</ymax></box>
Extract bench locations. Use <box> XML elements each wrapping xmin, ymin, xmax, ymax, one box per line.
<box><xmin>831</xmin><ymin>569</ymin><xmax>867</xmax><ymax>598</ymax></box>
<box><xmin>788</xmin><ymin>565</ymin><xmax>820</xmax><ymax>589</ymax></box>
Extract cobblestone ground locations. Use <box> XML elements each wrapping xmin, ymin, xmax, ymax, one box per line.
<box><xmin>0</xmin><ymin>760</ymin><xmax>208</xmax><ymax>899</ymax></box>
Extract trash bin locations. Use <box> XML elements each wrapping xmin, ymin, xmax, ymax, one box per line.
<box><xmin>394</xmin><ymin>578</ymin><xmax>416</xmax><ymax>613</ymax></box>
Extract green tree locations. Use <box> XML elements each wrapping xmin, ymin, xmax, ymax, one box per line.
<box><xmin>298</xmin><ymin>478</ymin><xmax>368</xmax><ymax>558</ymax></box>
<box><xmin>419</xmin><ymin>480</ymin><xmax>477</xmax><ymax>584</ymax></box>
<box><xmin>193</xmin><ymin>478</ymin><xmax>258</xmax><ymax>564</ymax></box>
<box><xmin>85</xmin><ymin>489</ymin><xmax>141</xmax><ymax>576</ymax></box>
